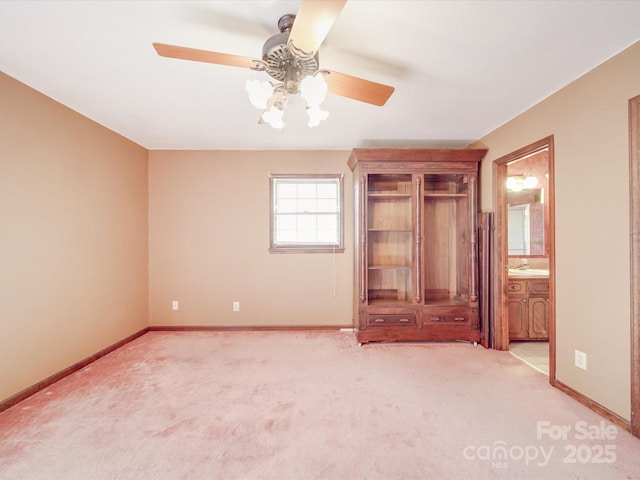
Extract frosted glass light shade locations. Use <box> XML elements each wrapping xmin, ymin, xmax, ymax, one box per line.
<box><xmin>300</xmin><ymin>74</ymin><xmax>328</xmax><ymax>107</ymax></box>
<box><xmin>307</xmin><ymin>105</ymin><xmax>329</xmax><ymax>127</ymax></box>
<box><xmin>507</xmin><ymin>175</ymin><xmax>539</xmax><ymax>191</ymax></box>
<box><xmin>246</xmin><ymin>79</ymin><xmax>273</xmax><ymax>109</ymax></box>
<box><xmin>506</xmin><ymin>176</ymin><xmax>520</xmax><ymax>191</ymax></box>
<box><xmin>247</xmin><ymin>75</ymin><xmax>328</xmax><ymax>129</ymax></box>
<box><xmin>524</xmin><ymin>176</ymin><xmax>539</xmax><ymax>188</ymax></box>
<box><xmin>262</xmin><ymin>105</ymin><xmax>285</xmax><ymax>129</ymax></box>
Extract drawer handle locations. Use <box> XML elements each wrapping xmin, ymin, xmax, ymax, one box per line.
<box><xmin>399</xmin><ymin>318</ymin><xmax>410</xmax><ymax>323</ymax></box>
<box><xmin>430</xmin><ymin>316</ymin><xmax>441</xmax><ymax>321</ymax></box>
<box><xmin>374</xmin><ymin>318</ymin><xmax>385</xmax><ymax>323</ymax></box>
<box><xmin>454</xmin><ymin>317</ymin><xmax>465</xmax><ymax>321</ymax></box>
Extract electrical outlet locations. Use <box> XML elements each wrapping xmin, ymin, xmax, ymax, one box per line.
<box><xmin>172</xmin><ymin>300</ymin><xmax>179</xmax><ymax>311</ymax></box>
<box><xmin>574</xmin><ymin>349</ymin><xmax>587</xmax><ymax>370</ymax></box>
<box><xmin>233</xmin><ymin>301</ymin><xmax>240</xmax><ymax>312</ymax></box>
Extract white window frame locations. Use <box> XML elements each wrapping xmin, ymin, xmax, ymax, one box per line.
<box><xmin>269</xmin><ymin>174</ymin><xmax>344</xmax><ymax>253</ymax></box>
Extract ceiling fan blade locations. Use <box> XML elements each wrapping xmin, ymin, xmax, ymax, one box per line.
<box><xmin>153</xmin><ymin>43</ymin><xmax>258</xmax><ymax>69</ymax></box>
<box><xmin>324</xmin><ymin>70</ymin><xmax>395</xmax><ymax>106</ymax></box>
<box><xmin>288</xmin><ymin>0</ymin><xmax>347</xmax><ymax>55</ymax></box>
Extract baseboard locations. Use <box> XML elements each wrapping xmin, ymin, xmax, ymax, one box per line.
<box><xmin>148</xmin><ymin>325</ymin><xmax>353</xmax><ymax>332</ymax></box>
<box><xmin>0</xmin><ymin>327</ymin><xmax>149</xmax><ymax>413</ymax></box>
<box><xmin>554</xmin><ymin>379</ymin><xmax>631</xmax><ymax>433</ymax></box>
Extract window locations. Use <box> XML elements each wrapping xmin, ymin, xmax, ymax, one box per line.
<box><xmin>270</xmin><ymin>174</ymin><xmax>344</xmax><ymax>253</ymax></box>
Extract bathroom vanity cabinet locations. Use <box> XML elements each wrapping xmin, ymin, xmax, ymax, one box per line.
<box><xmin>507</xmin><ymin>276</ymin><xmax>550</xmax><ymax>340</ymax></box>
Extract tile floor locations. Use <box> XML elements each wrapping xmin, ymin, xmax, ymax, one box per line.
<box><xmin>509</xmin><ymin>341</ymin><xmax>549</xmax><ymax>375</ymax></box>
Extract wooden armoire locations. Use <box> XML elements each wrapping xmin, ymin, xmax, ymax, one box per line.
<box><xmin>348</xmin><ymin>148</ymin><xmax>488</xmax><ymax>344</ymax></box>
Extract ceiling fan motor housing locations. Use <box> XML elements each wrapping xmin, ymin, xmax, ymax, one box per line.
<box><xmin>262</xmin><ymin>14</ymin><xmax>319</xmax><ymax>92</ymax></box>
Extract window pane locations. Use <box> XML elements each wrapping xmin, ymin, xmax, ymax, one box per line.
<box><xmin>275</xmin><ymin>215</ymin><xmax>297</xmax><ymax>243</ymax></box>
<box><xmin>297</xmin><ymin>215</ymin><xmax>317</xmax><ymax>242</ymax></box>
<box><xmin>277</xmin><ymin>229</ymin><xmax>297</xmax><ymax>243</ymax></box>
<box><xmin>317</xmin><ymin>198</ymin><xmax>337</xmax><ymax>212</ymax></box>
<box><xmin>297</xmin><ymin>183</ymin><xmax>316</xmax><ymax>198</ymax></box>
<box><xmin>270</xmin><ymin>175</ymin><xmax>342</xmax><ymax>251</ymax></box>
<box><xmin>277</xmin><ymin>198</ymin><xmax>298</xmax><ymax>213</ymax></box>
<box><xmin>277</xmin><ymin>183</ymin><xmax>298</xmax><ymax>198</ymax></box>
<box><xmin>298</xmin><ymin>198</ymin><xmax>316</xmax><ymax>213</ymax></box>
<box><xmin>276</xmin><ymin>215</ymin><xmax>296</xmax><ymax>230</ymax></box>
<box><xmin>317</xmin><ymin>215</ymin><xmax>338</xmax><ymax>242</ymax></box>
<box><xmin>317</xmin><ymin>183</ymin><xmax>337</xmax><ymax>198</ymax></box>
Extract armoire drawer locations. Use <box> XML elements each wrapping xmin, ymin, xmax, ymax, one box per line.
<box><xmin>423</xmin><ymin>308</ymin><xmax>471</xmax><ymax>324</ymax></box>
<box><xmin>367</xmin><ymin>313</ymin><xmax>416</xmax><ymax>327</ymax></box>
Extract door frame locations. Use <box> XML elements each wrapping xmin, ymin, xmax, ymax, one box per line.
<box><xmin>493</xmin><ymin>136</ymin><xmax>556</xmax><ymax>385</ymax></box>
<box><xmin>629</xmin><ymin>95</ymin><xmax>640</xmax><ymax>437</ymax></box>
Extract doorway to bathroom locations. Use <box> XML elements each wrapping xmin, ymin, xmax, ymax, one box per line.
<box><xmin>493</xmin><ymin>136</ymin><xmax>555</xmax><ymax>383</ymax></box>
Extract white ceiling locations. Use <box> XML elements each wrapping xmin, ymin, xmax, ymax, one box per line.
<box><xmin>1</xmin><ymin>0</ymin><xmax>640</xmax><ymax>150</ymax></box>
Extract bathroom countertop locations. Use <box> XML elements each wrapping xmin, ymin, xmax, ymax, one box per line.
<box><xmin>508</xmin><ymin>268</ymin><xmax>549</xmax><ymax>278</ymax></box>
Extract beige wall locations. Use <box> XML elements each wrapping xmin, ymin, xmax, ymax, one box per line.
<box><xmin>148</xmin><ymin>150</ymin><xmax>353</xmax><ymax>328</ymax></box>
<box><xmin>478</xmin><ymin>41</ymin><xmax>640</xmax><ymax>420</ymax></box>
<box><xmin>0</xmin><ymin>72</ymin><xmax>149</xmax><ymax>403</ymax></box>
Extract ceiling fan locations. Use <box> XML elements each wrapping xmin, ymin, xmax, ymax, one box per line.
<box><xmin>153</xmin><ymin>0</ymin><xmax>395</xmax><ymax>128</ymax></box>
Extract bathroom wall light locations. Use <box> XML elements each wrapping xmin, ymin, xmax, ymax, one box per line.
<box><xmin>507</xmin><ymin>175</ymin><xmax>539</xmax><ymax>192</ymax></box>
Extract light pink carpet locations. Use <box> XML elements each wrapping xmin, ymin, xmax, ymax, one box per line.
<box><xmin>1</xmin><ymin>331</ymin><xmax>639</xmax><ymax>479</ymax></box>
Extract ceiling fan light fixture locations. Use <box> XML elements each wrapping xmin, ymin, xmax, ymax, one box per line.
<box><xmin>306</xmin><ymin>104</ymin><xmax>329</xmax><ymax>127</ymax></box>
<box><xmin>299</xmin><ymin>73</ymin><xmax>328</xmax><ymax>107</ymax></box>
<box><xmin>249</xmin><ymin>74</ymin><xmax>329</xmax><ymax>129</ymax></box>
<box><xmin>256</xmin><ymin>87</ymin><xmax>288</xmax><ymax>129</ymax></box>
<box><xmin>261</xmin><ymin>106</ymin><xmax>285</xmax><ymax>130</ymax></box>
<box><xmin>246</xmin><ymin>79</ymin><xmax>274</xmax><ymax>109</ymax></box>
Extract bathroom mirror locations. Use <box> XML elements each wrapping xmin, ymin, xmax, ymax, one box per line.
<box><xmin>508</xmin><ymin>189</ymin><xmax>545</xmax><ymax>256</ymax></box>
<box><xmin>507</xmin><ymin>147</ymin><xmax>549</xmax><ymax>257</ymax></box>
